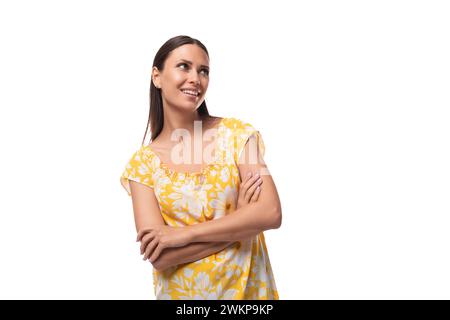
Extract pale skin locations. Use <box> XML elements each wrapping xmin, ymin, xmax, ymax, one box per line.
<box><xmin>128</xmin><ymin>43</ymin><xmax>282</xmax><ymax>271</ymax></box>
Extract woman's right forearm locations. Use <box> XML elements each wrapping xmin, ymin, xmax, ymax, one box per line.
<box><xmin>154</xmin><ymin>241</ymin><xmax>236</xmax><ymax>271</ymax></box>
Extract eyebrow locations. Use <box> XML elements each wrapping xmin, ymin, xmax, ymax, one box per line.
<box><xmin>176</xmin><ymin>59</ymin><xmax>209</xmax><ymax>69</ymax></box>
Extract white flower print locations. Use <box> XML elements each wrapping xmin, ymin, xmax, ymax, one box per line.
<box><xmin>193</xmin><ymin>272</ymin><xmax>210</xmax><ymax>291</ymax></box>
<box><xmin>219</xmin><ymin>167</ymin><xmax>230</xmax><ymax>183</ymax></box>
<box><xmin>222</xmin><ymin>289</ymin><xmax>238</xmax><ymax>299</ymax></box>
<box><xmin>170</xmin><ymin>274</ymin><xmax>184</xmax><ymax>288</ymax></box>
<box><xmin>120</xmin><ymin>118</ymin><xmax>278</xmax><ymax>300</ymax></box>
<box><xmin>137</xmin><ymin>162</ymin><xmax>150</xmax><ymax>176</ymax></box>
<box><xmin>183</xmin><ymin>268</ymin><xmax>194</xmax><ymax>278</ymax></box>
<box><xmin>158</xmin><ymin>293</ymin><xmax>172</xmax><ymax>300</ymax></box>
<box><xmin>209</xmin><ymin>185</ymin><xmax>237</xmax><ymax>218</ymax></box>
<box><xmin>155</xmin><ymin>275</ymin><xmax>173</xmax><ymax>299</ymax></box>
<box><xmin>168</xmin><ymin>184</ymin><xmax>203</xmax><ymax>219</ymax></box>
<box><xmin>205</xmin><ymin>292</ymin><xmax>220</xmax><ymax>299</ymax></box>
<box><xmin>155</xmin><ymin>171</ymin><xmax>171</xmax><ymax>186</ymax></box>
<box><xmin>193</xmin><ymin>187</ymin><xmax>210</xmax><ymax>209</ymax></box>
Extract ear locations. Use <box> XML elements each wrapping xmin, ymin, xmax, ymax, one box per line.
<box><xmin>152</xmin><ymin>66</ymin><xmax>161</xmax><ymax>88</ymax></box>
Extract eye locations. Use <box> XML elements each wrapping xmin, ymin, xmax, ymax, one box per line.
<box><xmin>178</xmin><ymin>63</ymin><xmax>209</xmax><ymax>76</ymax></box>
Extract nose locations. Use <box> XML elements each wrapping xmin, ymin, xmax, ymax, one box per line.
<box><xmin>188</xmin><ymin>69</ymin><xmax>201</xmax><ymax>86</ymax></box>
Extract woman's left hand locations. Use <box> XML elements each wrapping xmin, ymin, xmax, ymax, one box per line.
<box><xmin>136</xmin><ymin>225</ymin><xmax>193</xmax><ymax>262</ymax></box>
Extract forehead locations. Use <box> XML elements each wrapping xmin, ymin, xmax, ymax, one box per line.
<box><xmin>167</xmin><ymin>44</ymin><xmax>209</xmax><ymax>66</ymax></box>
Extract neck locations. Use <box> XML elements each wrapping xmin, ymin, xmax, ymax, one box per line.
<box><xmin>158</xmin><ymin>108</ymin><xmax>208</xmax><ymax>142</ymax></box>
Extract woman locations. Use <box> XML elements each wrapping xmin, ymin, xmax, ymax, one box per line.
<box><xmin>120</xmin><ymin>35</ymin><xmax>282</xmax><ymax>300</ymax></box>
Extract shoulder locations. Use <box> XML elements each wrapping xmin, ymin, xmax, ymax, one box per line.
<box><xmin>126</xmin><ymin>145</ymin><xmax>157</xmax><ymax>168</ymax></box>
<box><xmin>120</xmin><ymin>145</ymin><xmax>158</xmax><ymax>195</ymax></box>
<box><xmin>220</xmin><ymin>117</ymin><xmax>265</xmax><ymax>163</ymax></box>
<box><xmin>222</xmin><ymin>117</ymin><xmax>258</xmax><ymax>134</ymax></box>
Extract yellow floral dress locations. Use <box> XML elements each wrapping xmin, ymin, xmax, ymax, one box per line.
<box><xmin>120</xmin><ymin>117</ymin><xmax>279</xmax><ymax>300</ymax></box>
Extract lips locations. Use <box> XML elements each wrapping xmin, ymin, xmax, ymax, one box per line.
<box><xmin>180</xmin><ymin>89</ymin><xmax>200</xmax><ymax>99</ymax></box>
<box><xmin>180</xmin><ymin>88</ymin><xmax>200</xmax><ymax>93</ymax></box>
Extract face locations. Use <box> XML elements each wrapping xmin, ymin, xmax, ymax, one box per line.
<box><xmin>152</xmin><ymin>44</ymin><xmax>210</xmax><ymax>114</ymax></box>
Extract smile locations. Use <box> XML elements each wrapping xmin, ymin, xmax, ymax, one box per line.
<box><xmin>181</xmin><ymin>89</ymin><xmax>200</xmax><ymax>98</ymax></box>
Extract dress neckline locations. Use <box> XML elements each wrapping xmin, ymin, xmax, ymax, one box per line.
<box><xmin>142</xmin><ymin>117</ymin><xmax>226</xmax><ymax>178</ymax></box>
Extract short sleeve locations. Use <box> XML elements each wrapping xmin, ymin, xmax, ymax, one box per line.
<box><xmin>232</xmin><ymin>120</ymin><xmax>266</xmax><ymax>165</ymax></box>
<box><xmin>120</xmin><ymin>147</ymin><xmax>155</xmax><ymax>196</ymax></box>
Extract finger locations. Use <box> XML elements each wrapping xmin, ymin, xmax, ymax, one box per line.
<box><xmin>143</xmin><ymin>238</ymin><xmax>159</xmax><ymax>260</ymax></box>
<box><xmin>136</xmin><ymin>228</ymin><xmax>154</xmax><ymax>242</ymax></box>
<box><xmin>238</xmin><ymin>173</ymin><xmax>252</xmax><ymax>200</ymax></box>
<box><xmin>140</xmin><ymin>232</ymin><xmax>156</xmax><ymax>254</ymax></box>
<box><xmin>241</xmin><ymin>172</ymin><xmax>260</xmax><ymax>193</ymax></box>
<box><xmin>140</xmin><ymin>232</ymin><xmax>154</xmax><ymax>253</ymax></box>
<box><xmin>245</xmin><ymin>176</ymin><xmax>263</xmax><ymax>202</ymax></box>
<box><xmin>246</xmin><ymin>172</ymin><xmax>261</xmax><ymax>188</ymax></box>
<box><xmin>149</xmin><ymin>243</ymin><xmax>165</xmax><ymax>263</ymax></box>
<box><xmin>241</xmin><ymin>171</ymin><xmax>252</xmax><ymax>183</ymax></box>
<box><xmin>250</xmin><ymin>185</ymin><xmax>261</xmax><ymax>202</ymax></box>
<box><xmin>241</xmin><ymin>172</ymin><xmax>257</xmax><ymax>189</ymax></box>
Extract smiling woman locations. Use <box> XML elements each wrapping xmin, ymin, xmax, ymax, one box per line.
<box><xmin>120</xmin><ymin>35</ymin><xmax>282</xmax><ymax>300</ymax></box>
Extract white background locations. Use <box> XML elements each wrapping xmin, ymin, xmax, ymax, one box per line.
<box><xmin>0</xmin><ymin>0</ymin><xmax>449</xmax><ymax>299</ymax></box>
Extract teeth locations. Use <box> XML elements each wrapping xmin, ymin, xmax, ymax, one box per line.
<box><xmin>182</xmin><ymin>89</ymin><xmax>199</xmax><ymax>96</ymax></box>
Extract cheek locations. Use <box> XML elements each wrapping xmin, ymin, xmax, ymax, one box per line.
<box><xmin>170</xmin><ymin>73</ymin><xmax>185</xmax><ymax>84</ymax></box>
<box><xmin>164</xmin><ymin>75</ymin><xmax>184</xmax><ymax>96</ymax></box>
<box><xmin>201</xmin><ymin>80</ymin><xmax>209</xmax><ymax>92</ymax></box>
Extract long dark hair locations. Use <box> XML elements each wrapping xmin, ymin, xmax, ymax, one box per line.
<box><xmin>141</xmin><ymin>35</ymin><xmax>211</xmax><ymax>145</ymax></box>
